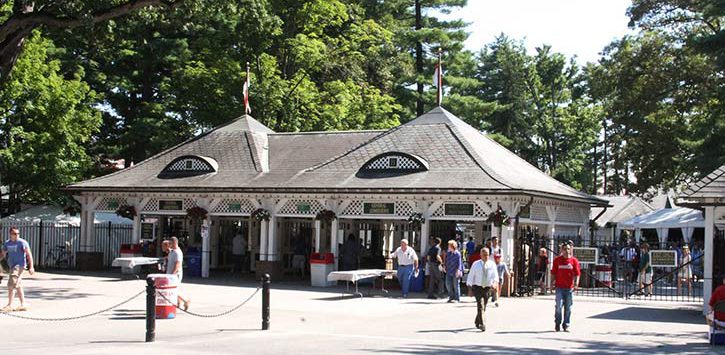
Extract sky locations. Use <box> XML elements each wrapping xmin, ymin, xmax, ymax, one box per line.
<box><xmin>447</xmin><ymin>0</ymin><xmax>635</xmax><ymax>64</ymax></box>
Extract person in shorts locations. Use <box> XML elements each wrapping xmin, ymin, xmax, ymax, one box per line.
<box><xmin>1</xmin><ymin>226</ymin><xmax>35</xmax><ymax>312</ymax></box>
<box><xmin>638</xmin><ymin>243</ymin><xmax>653</xmax><ymax>296</ymax></box>
<box><xmin>168</xmin><ymin>237</ymin><xmax>190</xmax><ymax>310</ymax></box>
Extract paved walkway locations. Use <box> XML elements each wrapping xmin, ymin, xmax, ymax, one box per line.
<box><xmin>0</xmin><ymin>271</ymin><xmax>715</xmax><ymax>354</ymax></box>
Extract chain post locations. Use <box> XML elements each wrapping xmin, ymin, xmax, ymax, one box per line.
<box><xmin>145</xmin><ymin>278</ymin><xmax>156</xmax><ymax>342</ymax></box>
<box><xmin>262</xmin><ymin>273</ymin><xmax>270</xmax><ymax>330</ymax></box>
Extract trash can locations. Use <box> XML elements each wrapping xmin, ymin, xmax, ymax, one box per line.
<box><xmin>595</xmin><ymin>264</ymin><xmax>613</xmax><ymax>288</ymax></box>
<box><xmin>185</xmin><ymin>248</ymin><xmax>202</xmax><ymax>278</ymax></box>
<box><xmin>148</xmin><ymin>274</ymin><xmax>179</xmax><ymax>319</ymax></box>
<box><xmin>410</xmin><ymin>267</ymin><xmax>425</xmax><ymax>292</ymax></box>
<box><xmin>310</xmin><ymin>252</ymin><xmax>335</xmax><ymax>287</ymax></box>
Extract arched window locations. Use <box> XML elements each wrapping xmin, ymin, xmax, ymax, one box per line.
<box><xmin>158</xmin><ymin>155</ymin><xmax>218</xmax><ymax>179</ymax></box>
<box><xmin>356</xmin><ymin>152</ymin><xmax>428</xmax><ymax>178</ymax></box>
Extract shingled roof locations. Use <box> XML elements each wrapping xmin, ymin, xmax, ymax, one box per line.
<box><xmin>67</xmin><ymin>107</ymin><xmax>606</xmax><ymax>205</ymax></box>
<box><xmin>681</xmin><ymin>164</ymin><xmax>725</xmax><ymax>200</ymax></box>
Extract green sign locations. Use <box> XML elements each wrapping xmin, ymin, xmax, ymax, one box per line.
<box><xmin>297</xmin><ymin>203</ymin><xmax>311</xmax><ymax>213</ymax></box>
<box><xmin>363</xmin><ymin>202</ymin><xmax>395</xmax><ymax>215</ymax></box>
<box><xmin>159</xmin><ymin>200</ymin><xmax>183</xmax><ymax>211</ymax></box>
<box><xmin>107</xmin><ymin>200</ymin><xmax>120</xmax><ymax>210</ymax></box>
<box><xmin>228</xmin><ymin>203</ymin><xmax>242</xmax><ymax>211</ymax></box>
<box><xmin>573</xmin><ymin>247</ymin><xmax>598</xmax><ymax>265</ymax></box>
<box><xmin>444</xmin><ymin>203</ymin><xmax>474</xmax><ymax>216</ymax></box>
<box><xmin>519</xmin><ymin>205</ymin><xmax>531</xmax><ymax>219</ymax></box>
<box><xmin>141</xmin><ymin>223</ymin><xmax>154</xmax><ymax>239</ymax></box>
<box><xmin>650</xmin><ymin>250</ymin><xmax>677</xmax><ymax>267</ymax></box>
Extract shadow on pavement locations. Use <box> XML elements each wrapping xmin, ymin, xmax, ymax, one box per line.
<box><xmin>589</xmin><ymin>306</ymin><xmax>705</xmax><ymax>325</ymax></box>
<box><xmin>24</xmin><ymin>288</ymin><xmax>98</xmax><ymax>301</ymax></box>
<box><xmin>417</xmin><ymin>327</ymin><xmax>479</xmax><ymax>334</ymax></box>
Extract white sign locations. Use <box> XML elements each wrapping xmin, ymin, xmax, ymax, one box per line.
<box><xmin>649</xmin><ymin>250</ymin><xmax>677</xmax><ymax>267</ymax></box>
<box><xmin>201</xmin><ymin>225</ymin><xmax>209</xmax><ymax>239</ymax></box>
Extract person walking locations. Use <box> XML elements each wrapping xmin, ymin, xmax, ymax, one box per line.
<box><xmin>536</xmin><ymin>248</ymin><xmax>549</xmax><ymax>295</ymax></box>
<box><xmin>168</xmin><ymin>237</ymin><xmax>191</xmax><ymax>310</ymax></box>
<box><xmin>391</xmin><ymin>239</ymin><xmax>418</xmax><ymax>298</ymax></box>
<box><xmin>678</xmin><ymin>245</ymin><xmax>693</xmax><ymax>296</ymax></box>
<box><xmin>1</xmin><ymin>226</ymin><xmax>34</xmax><ymax>312</ymax></box>
<box><xmin>638</xmin><ymin>243</ymin><xmax>653</xmax><ymax>296</ymax></box>
<box><xmin>426</xmin><ymin>237</ymin><xmax>444</xmax><ymax>299</ymax></box>
<box><xmin>466</xmin><ymin>248</ymin><xmax>498</xmax><ymax>332</ymax></box>
<box><xmin>231</xmin><ymin>230</ymin><xmax>247</xmax><ymax>273</ymax></box>
<box><xmin>492</xmin><ymin>254</ymin><xmax>509</xmax><ymax>307</ymax></box>
<box><xmin>292</xmin><ymin>235</ymin><xmax>308</xmax><ymax>279</ymax></box>
<box><xmin>444</xmin><ymin>240</ymin><xmax>463</xmax><ymax>303</ymax></box>
<box><xmin>551</xmin><ymin>242</ymin><xmax>580</xmax><ymax>332</ymax></box>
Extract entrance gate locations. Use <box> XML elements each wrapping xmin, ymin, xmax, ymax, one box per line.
<box><xmin>515</xmin><ymin>233</ymin><xmax>705</xmax><ymax>303</ymax></box>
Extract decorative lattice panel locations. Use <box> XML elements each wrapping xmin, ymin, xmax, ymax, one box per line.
<box><xmin>395</xmin><ymin>201</ymin><xmax>416</xmax><ymax>217</ymax></box>
<box><xmin>182</xmin><ymin>198</ymin><xmax>197</xmax><ymax>210</ymax></box>
<box><xmin>142</xmin><ymin>199</ymin><xmax>159</xmax><ymax>212</ymax></box>
<box><xmin>530</xmin><ymin>205</ymin><xmax>549</xmax><ymax>221</ymax></box>
<box><xmin>96</xmin><ymin>197</ymin><xmax>128</xmax><ymax>212</ymax></box>
<box><xmin>278</xmin><ymin>199</ymin><xmax>324</xmax><ymax>215</ymax></box>
<box><xmin>364</xmin><ymin>155</ymin><xmax>422</xmax><ymax>170</ymax></box>
<box><xmin>212</xmin><ymin>199</ymin><xmax>256</xmax><ymax>214</ymax></box>
<box><xmin>166</xmin><ymin>158</ymin><xmax>210</xmax><ymax>172</ymax></box>
<box><xmin>341</xmin><ymin>200</ymin><xmax>364</xmax><ymax>216</ymax></box>
<box><xmin>557</xmin><ymin>206</ymin><xmax>583</xmax><ymax>223</ymax></box>
<box><xmin>474</xmin><ymin>202</ymin><xmax>488</xmax><ymax>217</ymax></box>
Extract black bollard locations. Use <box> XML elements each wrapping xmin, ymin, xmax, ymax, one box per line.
<box><xmin>145</xmin><ymin>277</ymin><xmax>156</xmax><ymax>342</ymax></box>
<box><xmin>262</xmin><ymin>273</ymin><xmax>270</xmax><ymax>330</ymax></box>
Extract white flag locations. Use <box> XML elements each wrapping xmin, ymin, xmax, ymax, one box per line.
<box><xmin>433</xmin><ymin>63</ymin><xmax>441</xmax><ymax>88</ymax></box>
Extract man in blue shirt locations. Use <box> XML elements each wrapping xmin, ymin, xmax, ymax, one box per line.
<box><xmin>1</xmin><ymin>226</ymin><xmax>35</xmax><ymax>312</ymax></box>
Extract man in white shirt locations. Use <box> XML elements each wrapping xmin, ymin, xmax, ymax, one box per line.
<box><xmin>466</xmin><ymin>248</ymin><xmax>499</xmax><ymax>331</ymax></box>
<box><xmin>391</xmin><ymin>239</ymin><xmax>419</xmax><ymax>298</ymax></box>
<box><xmin>168</xmin><ymin>237</ymin><xmax>190</xmax><ymax>310</ymax></box>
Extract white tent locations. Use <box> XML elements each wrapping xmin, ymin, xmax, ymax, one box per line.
<box><xmin>618</xmin><ymin>206</ymin><xmax>704</xmax><ymax>244</ymax></box>
<box><xmin>0</xmin><ymin>205</ymin><xmax>133</xmax><ymax>227</ymax></box>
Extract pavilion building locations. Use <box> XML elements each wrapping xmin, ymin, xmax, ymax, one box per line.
<box><xmin>67</xmin><ymin>107</ymin><xmax>606</xmax><ymax>279</ymax></box>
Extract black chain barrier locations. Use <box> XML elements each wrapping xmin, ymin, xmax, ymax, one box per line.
<box><xmin>0</xmin><ymin>289</ymin><xmax>146</xmax><ymax>321</ymax></box>
<box><xmin>155</xmin><ymin>287</ymin><xmax>261</xmax><ymax>318</ymax></box>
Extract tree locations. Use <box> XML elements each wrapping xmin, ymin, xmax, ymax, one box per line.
<box><xmin>0</xmin><ymin>0</ymin><xmax>182</xmax><ymax>86</ymax></box>
<box><xmin>0</xmin><ymin>31</ymin><xmax>101</xmax><ymax>211</ymax></box>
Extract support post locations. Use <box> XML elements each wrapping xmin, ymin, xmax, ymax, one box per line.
<box><xmin>260</xmin><ymin>220</ymin><xmax>269</xmax><ymax>261</ymax></box>
<box><xmin>314</xmin><ymin>219</ymin><xmax>322</xmax><ymax>253</ymax></box>
<box><xmin>201</xmin><ymin>219</ymin><xmax>210</xmax><ymax>278</ymax></box>
<box><xmin>704</xmin><ymin>206</ymin><xmax>715</xmax><ymax>315</ymax></box>
<box><xmin>145</xmin><ymin>278</ymin><xmax>156</xmax><ymax>342</ymax></box>
<box><xmin>262</xmin><ymin>273</ymin><xmax>270</xmax><ymax>330</ymax></box>
<box><xmin>420</xmin><ymin>219</ymin><xmax>430</xmax><ymax>255</ymax></box>
<box><xmin>267</xmin><ymin>216</ymin><xmax>277</xmax><ymax>261</ymax></box>
<box><xmin>330</xmin><ymin>219</ymin><xmax>339</xmax><ymax>270</ymax></box>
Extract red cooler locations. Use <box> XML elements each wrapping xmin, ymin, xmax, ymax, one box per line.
<box><xmin>148</xmin><ymin>274</ymin><xmax>179</xmax><ymax>319</ymax></box>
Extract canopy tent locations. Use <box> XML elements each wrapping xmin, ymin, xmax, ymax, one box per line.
<box><xmin>618</xmin><ymin>206</ymin><xmax>705</xmax><ymax>244</ymax></box>
<box><xmin>0</xmin><ymin>205</ymin><xmax>133</xmax><ymax>227</ymax></box>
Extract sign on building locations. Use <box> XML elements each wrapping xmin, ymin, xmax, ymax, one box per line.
<box><xmin>141</xmin><ymin>223</ymin><xmax>154</xmax><ymax>240</ymax></box>
<box><xmin>363</xmin><ymin>202</ymin><xmax>395</xmax><ymax>215</ymax></box>
<box><xmin>159</xmin><ymin>200</ymin><xmax>183</xmax><ymax>211</ymax></box>
<box><xmin>444</xmin><ymin>203</ymin><xmax>474</xmax><ymax>216</ymax></box>
<box><xmin>649</xmin><ymin>250</ymin><xmax>678</xmax><ymax>267</ymax></box>
<box><xmin>297</xmin><ymin>202</ymin><xmax>311</xmax><ymax>213</ymax></box>
<box><xmin>573</xmin><ymin>247</ymin><xmax>598</xmax><ymax>265</ymax></box>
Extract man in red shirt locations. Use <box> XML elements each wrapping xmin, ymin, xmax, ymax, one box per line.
<box><xmin>550</xmin><ymin>242</ymin><xmax>580</xmax><ymax>332</ymax></box>
<box><xmin>709</xmin><ymin>278</ymin><xmax>725</xmax><ymax>322</ymax></box>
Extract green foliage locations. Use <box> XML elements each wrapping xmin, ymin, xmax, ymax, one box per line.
<box><xmin>0</xmin><ymin>32</ymin><xmax>101</xmax><ymax>203</ymax></box>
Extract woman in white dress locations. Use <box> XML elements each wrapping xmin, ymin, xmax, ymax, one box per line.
<box><xmin>678</xmin><ymin>245</ymin><xmax>692</xmax><ymax>296</ymax></box>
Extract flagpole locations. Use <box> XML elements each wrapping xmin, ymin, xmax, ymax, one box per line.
<box><xmin>245</xmin><ymin>61</ymin><xmax>251</xmax><ymax>115</ymax></box>
<box><xmin>436</xmin><ymin>49</ymin><xmax>442</xmax><ymax>107</ymax></box>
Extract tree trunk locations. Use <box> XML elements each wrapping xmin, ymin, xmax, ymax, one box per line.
<box><xmin>415</xmin><ymin>0</ymin><xmax>424</xmax><ymax>116</ymax></box>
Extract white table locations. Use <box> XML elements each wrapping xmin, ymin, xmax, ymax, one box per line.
<box><xmin>112</xmin><ymin>257</ymin><xmax>162</xmax><ymax>278</ymax></box>
<box><xmin>327</xmin><ymin>269</ymin><xmax>398</xmax><ymax>298</ymax></box>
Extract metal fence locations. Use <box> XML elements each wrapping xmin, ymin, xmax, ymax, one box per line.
<box><xmin>516</xmin><ymin>233</ymin><xmax>704</xmax><ymax>303</ymax></box>
<box><xmin>0</xmin><ymin>222</ymin><xmax>133</xmax><ymax>269</ymax></box>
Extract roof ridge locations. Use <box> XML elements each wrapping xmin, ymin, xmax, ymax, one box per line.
<box><xmin>270</xmin><ymin>129</ymin><xmax>387</xmax><ymax>136</ymax></box>
<box><xmin>683</xmin><ymin>165</ymin><xmax>725</xmax><ymax>196</ymax></box>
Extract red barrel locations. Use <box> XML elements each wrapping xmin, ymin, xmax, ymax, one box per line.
<box><xmin>595</xmin><ymin>264</ymin><xmax>612</xmax><ymax>288</ymax></box>
<box><xmin>148</xmin><ymin>274</ymin><xmax>179</xmax><ymax>319</ymax></box>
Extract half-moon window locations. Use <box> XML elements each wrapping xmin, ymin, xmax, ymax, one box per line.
<box><xmin>158</xmin><ymin>155</ymin><xmax>218</xmax><ymax>179</ymax></box>
<box><xmin>357</xmin><ymin>152</ymin><xmax>428</xmax><ymax>178</ymax></box>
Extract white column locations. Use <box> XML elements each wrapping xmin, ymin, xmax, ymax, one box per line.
<box><xmin>132</xmin><ymin>214</ymin><xmax>142</xmax><ymax>244</ymax></box>
<box><xmin>259</xmin><ymin>220</ymin><xmax>269</xmax><ymax>261</ymax></box>
<box><xmin>501</xmin><ymin>225</ymin><xmax>515</xmax><ymax>267</ymax></box>
<box><xmin>420</xmin><ymin>220</ymin><xmax>429</xmax><ymax>255</ymax></box>
<box><xmin>547</xmin><ymin>237</ymin><xmax>555</xmax><ymax>289</ymax></box>
<box><xmin>704</xmin><ymin>206</ymin><xmax>715</xmax><ymax>315</ymax></box>
<box><xmin>474</xmin><ymin>221</ymin><xmax>484</xmax><ymax>244</ymax></box>
<box><xmin>85</xmin><ymin>211</ymin><xmax>96</xmax><ymax>252</ymax></box>
<box><xmin>201</xmin><ymin>218</ymin><xmax>210</xmax><ymax>278</ymax></box>
<box><xmin>267</xmin><ymin>216</ymin><xmax>277</xmax><ymax>261</ymax></box>
<box><xmin>314</xmin><ymin>220</ymin><xmax>322</xmax><ymax>253</ymax></box>
<box><xmin>330</xmin><ymin>219</ymin><xmax>339</xmax><ymax>270</ymax></box>
<box><xmin>387</xmin><ymin>223</ymin><xmax>395</xmax><ymax>256</ymax></box>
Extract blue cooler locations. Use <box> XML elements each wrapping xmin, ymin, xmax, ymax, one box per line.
<box><xmin>410</xmin><ymin>268</ymin><xmax>425</xmax><ymax>292</ymax></box>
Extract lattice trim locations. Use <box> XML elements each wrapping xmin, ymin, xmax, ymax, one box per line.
<box><xmin>96</xmin><ymin>197</ymin><xmax>128</xmax><ymax>212</ymax></box>
<box><xmin>277</xmin><ymin>199</ymin><xmax>324</xmax><ymax>215</ymax></box>
<box><xmin>341</xmin><ymin>200</ymin><xmax>364</xmax><ymax>216</ymax></box>
<box><xmin>395</xmin><ymin>201</ymin><xmax>416</xmax><ymax>217</ymax></box>
<box><xmin>212</xmin><ymin>199</ymin><xmax>256</xmax><ymax>214</ymax></box>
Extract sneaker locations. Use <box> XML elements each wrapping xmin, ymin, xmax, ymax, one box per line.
<box><xmin>447</xmin><ymin>299</ymin><xmax>454</xmax><ymax>303</ymax></box>
<box><xmin>563</xmin><ymin>325</ymin><xmax>569</xmax><ymax>332</ymax></box>
<box><xmin>495</xmin><ymin>302</ymin><xmax>499</xmax><ymax>307</ymax></box>
<box><xmin>480</xmin><ymin>324</ymin><xmax>486</xmax><ymax>332</ymax></box>
<box><xmin>427</xmin><ymin>295</ymin><xmax>437</xmax><ymax>300</ymax></box>
<box><xmin>555</xmin><ymin>324</ymin><xmax>561</xmax><ymax>332</ymax></box>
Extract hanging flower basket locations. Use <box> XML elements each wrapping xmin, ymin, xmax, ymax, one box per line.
<box><xmin>407</xmin><ymin>213</ymin><xmax>425</xmax><ymax>227</ymax></box>
<box><xmin>486</xmin><ymin>206</ymin><xmax>510</xmax><ymax>227</ymax></box>
<box><xmin>115</xmin><ymin>204</ymin><xmax>137</xmax><ymax>220</ymax></box>
<box><xmin>315</xmin><ymin>209</ymin><xmax>337</xmax><ymax>222</ymax></box>
<box><xmin>186</xmin><ymin>206</ymin><xmax>208</xmax><ymax>221</ymax></box>
<box><xmin>251</xmin><ymin>208</ymin><xmax>270</xmax><ymax>222</ymax></box>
